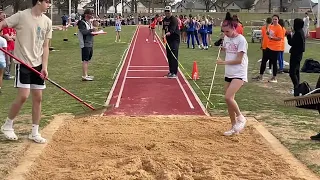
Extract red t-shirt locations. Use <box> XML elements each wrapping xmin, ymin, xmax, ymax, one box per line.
<box><xmin>150</xmin><ymin>18</ymin><xmax>157</xmax><ymax>28</ymax></box>
<box><xmin>2</xmin><ymin>27</ymin><xmax>15</xmax><ymax>51</ymax></box>
<box><xmin>177</xmin><ymin>18</ymin><xmax>182</xmax><ymax>30</ymax></box>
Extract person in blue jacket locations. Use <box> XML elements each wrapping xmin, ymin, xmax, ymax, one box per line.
<box><xmin>185</xmin><ymin>14</ymin><xmax>195</xmax><ymax>49</ymax></box>
<box><xmin>199</xmin><ymin>16</ymin><xmax>208</xmax><ymax>50</ymax></box>
<box><xmin>207</xmin><ymin>16</ymin><xmax>214</xmax><ymax>47</ymax></box>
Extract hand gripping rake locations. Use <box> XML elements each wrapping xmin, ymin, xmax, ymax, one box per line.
<box><xmin>0</xmin><ymin>47</ymin><xmax>97</xmax><ymax>111</ymax></box>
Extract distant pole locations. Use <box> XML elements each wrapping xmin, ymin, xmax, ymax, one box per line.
<box><xmin>113</xmin><ymin>0</ymin><xmax>115</xmax><ymax>14</ymax></box>
<box><xmin>318</xmin><ymin>2</ymin><xmax>320</xmax><ymax>28</ymax></box>
<box><xmin>69</xmin><ymin>0</ymin><xmax>71</xmax><ymax>18</ymax></box>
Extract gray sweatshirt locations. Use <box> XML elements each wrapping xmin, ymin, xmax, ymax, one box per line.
<box><xmin>77</xmin><ymin>19</ymin><xmax>94</xmax><ymax>48</ymax></box>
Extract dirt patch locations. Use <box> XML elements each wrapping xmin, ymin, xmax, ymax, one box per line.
<box><xmin>19</xmin><ymin>116</ymin><xmax>318</xmax><ymax>180</ymax></box>
<box><xmin>0</xmin><ymin>115</ymin><xmax>41</xmax><ymax>178</ymax></box>
<box><xmin>2</xmin><ymin>114</ymin><xmax>74</xmax><ymax>180</ymax></box>
<box><xmin>301</xmin><ymin>150</ymin><xmax>320</xmax><ymax>166</ymax></box>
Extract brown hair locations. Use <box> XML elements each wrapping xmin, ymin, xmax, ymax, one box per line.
<box><xmin>222</xmin><ymin>12</ymin><xmax>238</xmax><ymax>29</ymax></box>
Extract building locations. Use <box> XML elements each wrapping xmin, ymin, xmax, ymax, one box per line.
<box><xmin>254</xmin><ymin>0</ymin><xmax>315</xmax><ymax>13</ymax></box>
<box><xmin>174</xmin><ymin>0</ymin><xmax>207</xmax><ymax>13</ymax></box>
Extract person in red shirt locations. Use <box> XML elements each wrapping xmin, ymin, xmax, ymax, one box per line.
<box><xmin>2</xmin><ymin>25</ymin><xmax>15</xmax><ymax>80</ymax></box>
<box><xmin>146</xmin><ymin>14</ymin><xmax>159</xmax><ymax>43</ymax></box>
<box><xmin>0</xmin><ymin>12</ymin><xmax>15</xmax><ymax>80</ymax></box>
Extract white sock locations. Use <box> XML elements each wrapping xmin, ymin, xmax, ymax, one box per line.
<box><xmin>3</xmin><ymin>118</ymin><xmax>13</xmax><ymax>129</ymax></box>
<box><xmin>32</xmin><ymin>124</ymin><xmax>39</xmax><ymax>136</ymax></box>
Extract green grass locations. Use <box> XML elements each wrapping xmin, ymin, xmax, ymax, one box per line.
<box><xmin>0</xmin><ymin>24</ymin><xmax>319</xmax><ymax>176</ymax></box>
<box><xmin>0</xmin><ymin>26</ymin><xmax>137</xmax><ymax>125</ymax></box>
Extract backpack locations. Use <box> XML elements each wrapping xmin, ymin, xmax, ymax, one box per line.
<box><xmin>301</xmin><ymin>59</ymin><xmax>320</xmax><ymax>73</ymax></box>
<box><xmin>296</xmin><ymin>77</ymin><xmax>320</xmax><ymax>113</ymax></box>
<box><xmin>295</xmin><ymin>81</ymin><xmax>312</xmax><ymax>96</ymax></box>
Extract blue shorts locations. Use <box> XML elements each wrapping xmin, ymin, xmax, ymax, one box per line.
<box><xmin>115</xmin><ymin>26</ymin><xmax>121</xmax><ymax>32</ymax></box>
<box><xmin>0</xmin><ymin>61</ymin><xmax>6</xmax><ymax>69</ymax></box>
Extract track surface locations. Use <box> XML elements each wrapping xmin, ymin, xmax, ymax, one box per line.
<box><xmin>105</xmin><ymin>26</ymin><xmax>206</xmax><ymax>116</ymax></box>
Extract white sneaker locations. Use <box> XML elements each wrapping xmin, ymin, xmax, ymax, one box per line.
<box><xmin>268</xmin><ymin>78</ymin><xmax>277</xmax><ymax>83</ymax></box>
<box><xmin>146</xmin><ymin>39</ymin><xmax>148</xmax><ymax>42</ymax></box>
<box><xmin>289</xmin><ymin>89</ymin><xmax>294</xmax><ymax>95</ymax></box>
<box><xmin>234</xmin><ymin>115</ymin><xmax>247</xmax><ymax>133</ymax></box>
<box><xmin>28</xmin><ymin>133</ymin><xmax>47</xmax><ymax>144</ymax></box>
<box><xmin>1</xmin><ymin>125</ymin><xmax>18</xmax><ymax>141</ymax></box>
<box><xmin>153</xmin><ymin>39</ymin><xmax>157</xmax><ymax>43</ymax></box>
<box><xmin>223</xmin><ymin>126</ymin><xmax>239</xmax><ymax>136</ymax></box>
<box><xmin>82</xmin><ymin>76</ymin><xmax>93</xmax><ymax>81</ymax></box>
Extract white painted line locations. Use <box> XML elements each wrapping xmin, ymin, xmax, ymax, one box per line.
<box><xmin>155</xmin><ymin>33</ymin><xmax>209</xmax><ymax>116</ymax></box>
<box><xmin>104</xmin><ymin>26</ymin><xmax>139</xmax><ymax>108</ymax></box>
<box><xmin>155</xmin><ymin>35</ymin><xmax>194</xmax><ymax>110</ymax></box>
<box><xmin>126</xmin><ymin>77</ymin><xmax>167</xmax><ymax>79</ymax></box>
<box><xmin>128</xmin><ymin>70</ymin><xmax>168</xmax><ymax>72</ymax></box>
<box><xmin>115</xmin><ymin>26</ymin><xmax>140</xmax><ymax>108</ymax></box>
<box><xmin>130</xmin><ymin>66</ymin><xmax>168</xmax><ymax>68</ymax></box>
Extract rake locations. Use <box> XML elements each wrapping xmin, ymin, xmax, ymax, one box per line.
<box><xmin>0</xmin><ymin>47</ymin><xmax>114</xmax><ymax>115</ymax></box>
<box><xmin>283</xmin><ymin>88</ymin><xmax>320</xmax><ymax>107</ymax></box>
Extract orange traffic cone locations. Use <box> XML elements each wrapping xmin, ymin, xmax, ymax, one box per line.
<box><xmin>192</xmin><ymin>61</ymin><xmax>199</xmax><ymax>80</ymax></box>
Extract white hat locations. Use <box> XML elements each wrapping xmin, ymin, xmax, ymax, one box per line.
<box><xmin>164</xmin><ymin>6</ymin><xmax>171</xmax><ymax>12</ymax></box>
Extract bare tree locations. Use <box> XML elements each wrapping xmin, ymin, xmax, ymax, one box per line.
<box><xmin>243</xmin><ymin>0</ymin><xmax>254</xmax><ymax>11</ymax></box>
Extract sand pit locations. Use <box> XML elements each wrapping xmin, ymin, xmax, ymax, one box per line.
<box><xmin>17</xmin><ymin>116</ymin><xmax>318</xmax><ymax>180</ymax></box>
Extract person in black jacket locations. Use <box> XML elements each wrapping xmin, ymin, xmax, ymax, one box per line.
<box><xmin>77</xmin><ymin>9</ymin><xmax>97</xmax><ymax>81</ymax></box>
<box><xmin>286</xmin><ymin>18</ymin><xmax>305</xmax><ymax>96</ymax></box>
<box><xmin>162</xmin><ymin>6</ymin><xmax>180</xmax><ymax>79</ymax></box>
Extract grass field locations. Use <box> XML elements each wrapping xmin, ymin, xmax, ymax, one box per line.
<box><xmin>0</xmin><ymin>24</ymin><xmax>319</xmax><ymax>177</ymax></box>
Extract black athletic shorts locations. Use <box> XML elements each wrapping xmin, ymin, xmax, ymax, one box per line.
<box><xmin>14</xmin><ymin>64</ymin><xmax>46</xmax><ymax>89</ymax></box>
<box><xmin>81</xmin><ymin>47</ymin><xmax>93</xmax><ymax>61</ymax></box>
<box><xmin>225</xmin><ymin>77</ymin><xmax>243</xmax><ymax>82</ymax></box>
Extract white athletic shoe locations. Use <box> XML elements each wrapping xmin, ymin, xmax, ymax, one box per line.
<box><xmin>1</xmin><ymin>125</ymin><xmax>18</xmax><ymax>141</ymax></box>
<box><xmin>234</xmin><ymin>115</ymin><xmax>247</xmax><ymax>133</ymax></box>
<box><xmin>146</xmin><ymin>39</ymin><xmax>148</xmax><ymax>42</ymax></box>
<box><xmin>223</xmin><ymin>126</ymin><xmax>239</xmax><ymax>136</ymax></box>
<box><xmin>28</xmin><ymin>133</ymin><xmax>47</xmax><ymax>144</ymax></box>
<box><xmin>82</xmin><ymin>76</ymin><xmax>93</xmax><ymax>81</ymax></box>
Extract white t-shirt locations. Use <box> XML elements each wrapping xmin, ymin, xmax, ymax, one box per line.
<box><xmin>303</xmin><ymin>16</ymin><xmax>310</xmax><ymax>27</ymax></box>
<box><xmin>0</xmin><ymin>36</ymin><xmax>7</xmax><ymax>63</ymax></box>
<box><xmin>223</xmin><ymin>34</ymin><xmax>248</xmax><ymax>82</ymax></box>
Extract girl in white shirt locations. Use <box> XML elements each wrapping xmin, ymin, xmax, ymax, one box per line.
<box><xmin>216</xmin><ymin>12</ymin><xmax>248</xmax><ymax>136</ymax></box>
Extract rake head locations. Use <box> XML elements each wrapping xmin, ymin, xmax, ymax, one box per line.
<box><xmin>283</xmin><ymin>93</ymin><xmax>320</xmax><ymax>107</ymax></box>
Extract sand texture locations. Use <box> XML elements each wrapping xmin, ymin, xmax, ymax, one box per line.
<box><xmin>24</xmin><ymin>116</ymin><xmax>313</xmax><ymax>180</ymax></box>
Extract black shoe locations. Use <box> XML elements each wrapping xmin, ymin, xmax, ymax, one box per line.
<box><xmin>310</xmin><ymin>133</ymin><xmax>320</xmax><ymax>141</ymax></box>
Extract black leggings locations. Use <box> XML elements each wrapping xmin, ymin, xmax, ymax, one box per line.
<box><xmin>260</xmin><ymin>48</ymin><xmax>279</xmax><ymax>77</ymax></box>
<box><xmin>289</xmin><ymin>53</ymin><xmax>303</xmax><ymax>90</ymax></box>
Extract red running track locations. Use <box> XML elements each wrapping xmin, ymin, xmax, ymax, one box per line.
<box><xmin>104</xmin><ymin>26</ymin><xmax>207</xmax><ymax>116</ymax></box>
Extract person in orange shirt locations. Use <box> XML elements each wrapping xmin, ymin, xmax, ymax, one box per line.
<box><xmin>146</xmin><ymin>14</ymin><xmax>159</xmax><ymax>43</ymax></box>
<box><xmin>277</xmin><ymin>19</ymin><xmax>286</xmax><ymax>73</ymax></box>
<box><xmin>260</xmin><ymin>17</ymin><xmax>272</xmax><ymax>74</ymax></box>
<box><xmin>233</xmin><ymin>14</ymin><xmax>243</xmax><ymax>35</ymax></box>
<box><xmin>253</xmin><ymin>14</ymin><xmax>284</xmax><ymax>83</ymax></box>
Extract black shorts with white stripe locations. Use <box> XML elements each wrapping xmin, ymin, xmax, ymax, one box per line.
<box><xmin>14</xmin><ymin>64</ymin><xmax>46</xmax><ymax>90</ymax></box>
